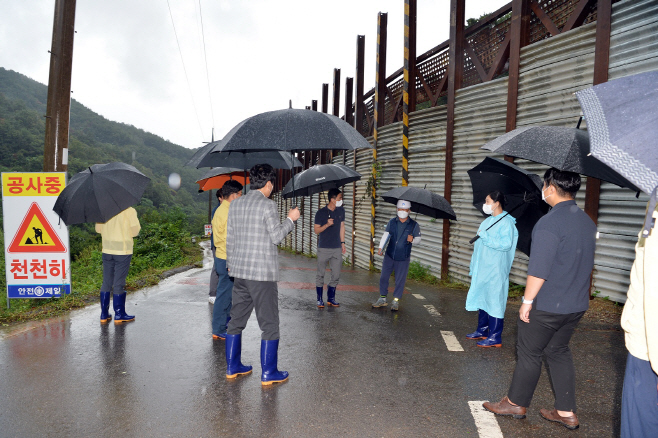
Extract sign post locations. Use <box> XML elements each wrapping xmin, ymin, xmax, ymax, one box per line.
<box><xmin>2</xmin><ymin>172</ymin><xmax>70</xmax><ymax>308</ymax></box>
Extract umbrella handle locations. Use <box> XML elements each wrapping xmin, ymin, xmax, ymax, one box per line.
<box><xmin>469</xmin><ymin>235</ymin><xmax>480</xmax><ymax>244</ymax></box>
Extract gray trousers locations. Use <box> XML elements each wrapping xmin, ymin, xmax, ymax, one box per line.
<box><xmin>227</xmin><ymin>278</ymin><xmax>280</xmax><ymax>340</ymax></box>
<box><xmin>101</xmin><ymin>253</ymin><xmax>132</xmax><ymax>293</ymax></box>
<box><xmin>316</xmin><ymin>247</ymin><xmax>342</xmax><ymax>288</ymax></box>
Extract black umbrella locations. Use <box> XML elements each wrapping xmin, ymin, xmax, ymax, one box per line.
<box><xmin>467</xmin><ymin>157</ymin><xmax>549</xmax><ymax>256</ymax></box>
<box><xmin>281</xmin><ymin>164</ymin><xmax>361</xmax><ymax>198</ymax></box>
<box><xmin>576</xmin><ymin>71</ymin><xmax>658</xmax><ymax>236</ymax></box>
<box><xmin>207</xmin><ymin>106</ymin><xmax>373</xmax><ymax>205</ymax></box>
<box><xmin>187</xmin><ymin>148</ymin><xmax>303</xmax><ymax>170</ymax></box>
<box><xmin>380</xmin><ymin>187</ymin><xmax>456</xmax><ymax>220</ymax></box>
<box><xmin>53</xmin><ymin>162</ymin><xmax>150</xmax><ymax>225</ymax></box>
<box><xmin>208</xmin><ymin>108</ymin><xmax>373</xmax><ymax>153</ymax></box>
<box><xmin>481</xmin><ymin>126</ymin><xmax>641</xmax><ymax>192</ymax></box>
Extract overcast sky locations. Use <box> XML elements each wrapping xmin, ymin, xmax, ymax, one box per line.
<box><xmin>1</xmin><ymin>0</ymin><xmax>508</xmax><ymax>149</ymax></box>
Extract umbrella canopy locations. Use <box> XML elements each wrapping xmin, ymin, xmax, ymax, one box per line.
<box><xmin>481</xmin><ymin>126</ymin><xmax>641</xmax><ymax>192</ymax></box>
<box><xmin>281</xmin><ymin>164</ymin><xmax>361</xmax><ymax>199</ymax></box>
<box><xmin>195</xmin><ymin>167</ymin><xmax>247</xmax><ymax>192</ymax></box>
<box><xmin>189</xmin><ymin>148</ymin><xmax>303</xmax><ymax>170</ymax></box>
<box><xmin>380</xmin><ymin>187</ymin><xmax>456</xmax><ymax>220</ymax></box>
<box><xmin>208</xmin><ymin>108</ymin><xmax>373</xmax><ymax>153</ymax></box>
<box><xmin>576</xmin><ymin>71</ymin><xmax>658</xmax><ymax>236</ymax></box>
<box><xmin>53</xmin><ymin>162</ymin><xmax>150</xmax><ymax>225</ymax></box>
<box><xmin>468</xmin><ymin>157</ymin><xmax>549</xmax><ymax>255</ymax></box>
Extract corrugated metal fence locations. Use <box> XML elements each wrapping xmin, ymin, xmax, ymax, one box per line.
<box><xmin>276</xmin><ymin>0</ymin><xmax>657</xmax><ymax>302</ymax></box>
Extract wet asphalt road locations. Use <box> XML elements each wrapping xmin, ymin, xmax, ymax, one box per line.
<box><xmin>0</xmin><ymin>244</ymin><xmax>626</xmax><ymax>437</ymax></box>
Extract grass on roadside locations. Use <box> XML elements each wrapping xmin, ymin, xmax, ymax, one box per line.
<box><xmin>0</xmin><ymin>210</ymin><xmax>203</xmax><ymax>326</ymax></box>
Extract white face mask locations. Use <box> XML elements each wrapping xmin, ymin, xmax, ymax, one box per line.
<box><xmin>335</xmin><ymin>200</ymin><xmax>343</xmax><ymax>207</ymax></box>
<box><xmin>482</xmin><ymin>203</ymin><xmax>494</xmax><ymax>215</ymax></box>
<box><xmin>397</xmin><ymin>210</ymin><xmax>409</xmax><ymax>219</ymax></box>
<box><xmin>541</xmin><ymin>187</ymin><xmax>552</xmax><ymax>203</ymax></box>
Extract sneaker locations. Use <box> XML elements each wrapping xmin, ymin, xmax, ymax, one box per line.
<box><xmin>391</xmin><ymin>299</ymin><xmax>399</xmax><ymax>311</ymax></box>
<box><xmin>208</xmin><ymin>296</ymin><xmax>216</xmax><ymax>304</ymax></box>
<box><xmin>372</xmin><ymin>297</ymin><xmax>387</xmax><ymax>308</ymax></box>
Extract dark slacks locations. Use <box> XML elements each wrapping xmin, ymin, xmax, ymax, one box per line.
<box><xmin>379</xmin><ymin>255</ymin><xmax>410</xmax><ymax>299</ymax></box>
<box><xmin>211</xmin><ymin>257</ymin><xmax>233</xmax><ymax>335</ymax></box>
<box><xmin>101</xmin><ymin>253</ymin><xmax>132</xmax><ymax>293</ymax></box>
<box><xmin>227</xmin><ymin>278</ymin><xmax>279</xmax><ymax>340</ymax></box>
<box><xmin>507</xmin><ymin>308</ymin><xmax>584</xmax><ymax>411</ymax></box>
<box><xmin>621</xmin><ymin>353</ymin><xmax>658</xmax><ymax>438</ymax></box>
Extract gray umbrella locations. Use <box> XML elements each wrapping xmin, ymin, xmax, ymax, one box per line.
<box><xmin>208</xmin><ymin>108</ymin><xmax>373</xmax><ymax>153</ymax></box>
<box><xmin>481</xmin><ymin>126</ymin><xmax>641</xmax><ymax>192</ymax></box>
<box><xmin>53</xmin><ymin>162</ymin><xmax>150</xmax><ymax>225</ymax></box>
<box><xmin>576</xmin><ymin>70</ymin><xmax>658</xmax><ymax>236</ymax></box>
<box><xmin>281</xmin><ymin>164</ymin><xmax>361</xmax><ymax>198</ymax></box>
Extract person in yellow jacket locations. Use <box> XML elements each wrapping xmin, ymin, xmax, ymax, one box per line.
<box><xmin>95</xmin><ymin>207</ymin><xmax>141</xmax><ymax>324</ymax></box>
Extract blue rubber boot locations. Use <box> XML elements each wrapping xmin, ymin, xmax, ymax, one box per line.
<box><xmin>316</xmin><ymin>286</ymin><xmax>325</xmax><ymax>308</ymax></box>
<box><xmin>100</xmin><ymin>292</ymin><xmax>112</xmax><ymax>324</ymax></box>
<box><xmin>326</xmin><ymin>286</ymin><xmax>340</xmax><ymax>307</ymax></box>
<box><xmin>477</xmin><ymin>317</ymin><xmax>504</xmax><ymax>348</ymax></box>
<box><xmin>466</xmin><ymin>309</ymin><xmax>489</xmax><ymax>339</ymax></box>
<box><xmin>113</xmin><ymin>292</ymin><xmax>135</xmax><ymax>324</ymax></box>
<box><xmin>260</xmin><ymin>339</ymin><xmax>289</xmax><ymax>386</ymax></box>
<box><xmin>225</xmin><ymin>334</ymin><xmax>253</xmax><ymax>379</ymax></box>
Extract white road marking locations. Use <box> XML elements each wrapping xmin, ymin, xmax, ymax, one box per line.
<box><xmin>468</xmin><ymin>401</ymin><xmax>504</xmax><ymax>438</ymax></box>
<box><xmin>440</xmin><ymin>331</ymin><xmax>464</xmax><ymax>352</ymax></box>
<box><xmin>412</xmin><ymin>294</ymin><xmax>426</xmax><ymax>300</ymax></box>
<box><xmin>423</xmin><ymin>304</ymin><xmax>441</xmax><ymax>317</ymax></box>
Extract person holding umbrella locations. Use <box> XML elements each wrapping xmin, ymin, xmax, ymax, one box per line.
<box><xmin>95</xmin><ymin>206</ymin><xmax>141</xmax><ymax>324</ymax></box>
<box><xmin>372</xmin><ymin>200</ymin><xmax>421</xmax><ymax>311</ymax></box>
<box><xmin>483</xmin><ymin>169</ymin><xmax>597</xmax><ymax>430</ymax></box>
<box><xmin>208</xmin><ymin>189</ymin><xmax>222</xmax><ymax>305</ymax></box>
<box><xmin>314</xmin><ymin>188</ymin><xmax>346</xmax><ymax>308</ymax></box>
<box><xmin>465</xmin><ymin>191</ymin><xmax>518</xmax><ymax>348</ymax></box>
<box><xmin>211</xmin><ymin>180</ymin><xmax>243</xmax><ymax>340</ymax></box>
<box><xmin>224</xmin><ymin>164</ymin><xmax>300</xmax><ymax>385</ymax></box>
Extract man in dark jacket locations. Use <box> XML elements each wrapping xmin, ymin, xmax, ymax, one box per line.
<box><xmin>483</xmin><ymin>168</ymin><xmax>597</xmax><ymax>431</ymax></box>
<box><xmin>372</xmin><ymin>200</ymin><xmax>421</xmax><ymax>311</ymax></box>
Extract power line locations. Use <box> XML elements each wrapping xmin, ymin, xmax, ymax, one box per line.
<box><xmin>198</xmin><ymin>0</ymin><xmax>216</xmax><ymax>132</ymax></box>
<box><xmin>166</xmin><ymin>0</ymin><xmax>204</xmax><ymax>140</ymax></box>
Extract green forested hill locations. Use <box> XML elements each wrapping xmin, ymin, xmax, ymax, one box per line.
<box><xmin>0</xmin><ymin>67</ymin><xmax>208</xmax><ymax>228</ymax></box>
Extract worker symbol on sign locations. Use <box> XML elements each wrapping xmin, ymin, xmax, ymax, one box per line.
<box><xmin>8</xmin><ymin>203</ymin><xmax>66</xmax><ymax>253</ymax></box>
<box><xmin>29</xmin><ymin>227</ymin><xmax>45</xmax><ymax>245</ymax></box>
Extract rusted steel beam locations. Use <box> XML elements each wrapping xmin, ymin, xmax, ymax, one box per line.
<box><xmin>464</xmin><ymin>40</ymin><xmax>488</xmax><ymax>82</ymax></box>
<box><xmin>372</xmin><ymin>11</ymin><xmax>388</xmax><ymax>268</ymax></box>
<box><xmin>355</xmin><ymin>35</ymin><xmax>366</xmax><ymax>136</ymax></box>
<box><xmin>312</xmin><ymin>100</ymin><xmax>318</xmax><ymax>111</ymax></box>
<box><xmin>441</xmin><ymin>0</ymin><xmax>465</xmax><ymax>280</ymax></box>
<box><xmin>486</xmin><ymin>33</ymin><xmax>511</xmax><ymax>81</ymax></box>
<box><xmin>584</xmin><ymin>0</ymin><xmax>612</xmax><ymax>227</ymax></box>
<box><xmin>529</xmin><ymin>1</ymin><xmax>560</xmax><ymax>36</ymax></box>
<box><xmin>322</xmin><ymin>83</ymin><xmax>329</xmax><ymax>113</ymax></box>
<box><xmin>562</xmin><ymin>0</ymin><xmax>596</xmax><ymax>33</ymax></box>
<box><xmin>506</xmin><ymin>0</ymin><xmax>531</xmax><ymax>135</ymax></box>
<box><xmin>333</xmin><ymin>68</ymin><xmax>341</xmax><ymax>117</ymax></box>
<box><xmin>344</xmin><ymin>77</ymin><xmax>354</xmax><ymax>166</ymax></box>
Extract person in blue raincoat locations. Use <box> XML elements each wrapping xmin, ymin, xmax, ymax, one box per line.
<box><xmin>465</xmin><ymin>190</ymin><xmax>518</xmax><ymax>348</ymax></box>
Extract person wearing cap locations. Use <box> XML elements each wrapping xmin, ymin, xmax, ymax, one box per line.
<box><xmin>313</xmin><ymin>188</ymin><xmax>346</xmax><ymax>308</ymax></box>
<box><xmin>372</xmin><ymin>200</ymin><xmax>421</xmax><ymax>311</ymax></box>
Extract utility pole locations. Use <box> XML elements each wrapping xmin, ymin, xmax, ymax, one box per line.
<box><xmin>44</xmin><ymin>0</ymin><xmax>77</xmax><ymax>172</ymax></box>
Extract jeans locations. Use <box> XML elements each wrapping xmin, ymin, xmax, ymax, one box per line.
<box><xmin>211</xmin><ymin>257</ymin><xmax>233</xmax><ymax>335</ymax></box>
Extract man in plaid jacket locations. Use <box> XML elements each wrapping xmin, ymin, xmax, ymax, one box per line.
<box><xmin>224</xmin><ymin>163</ymin><xmax>300</xmax><ymax>386</ymax></box>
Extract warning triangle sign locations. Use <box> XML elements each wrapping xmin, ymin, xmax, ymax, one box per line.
<box><xmin>8</xmin><ymin>202</ymin><xmax>67</xmax><ymax>253</ymax></box>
